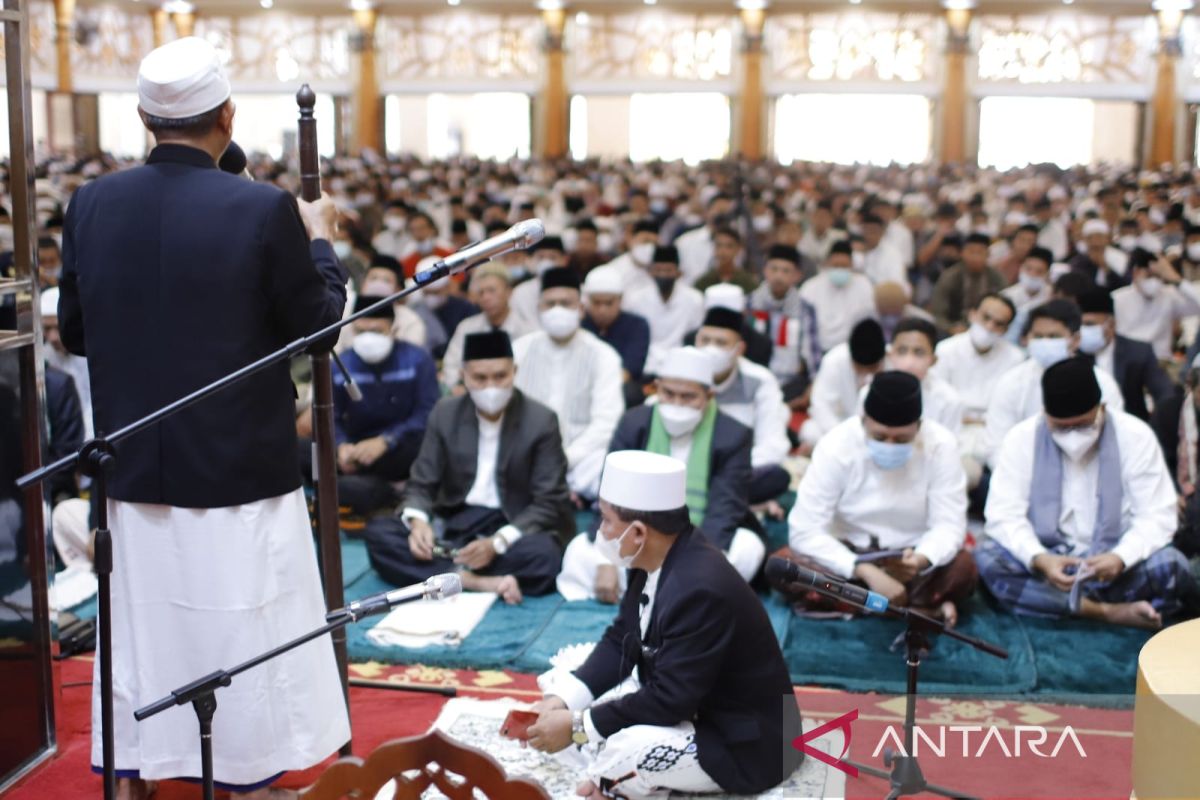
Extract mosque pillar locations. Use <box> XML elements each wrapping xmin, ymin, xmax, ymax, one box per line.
<box><xmin>350</xmin><ymin>5</ymin><xmax>382</xmax><ymax>155</ymax></box>
<box><xmin>939</xmin><ymin>3</ymin><xmax>972</xmax><ymax>165</ymax></box>
<box><xmin>736</xmin><ymin>4</ymin><xmax>766</xmax><ymax>160</ymax></box>
<box><xmin>54</xmin><ymin>0</ymin><xmax>74</xmax><ymax>93</ymax></box>
<box><xmin>539</xmin><ymin>6</ymin><xmax>569</xmax><ymax>159</ymax></box>
<box><xmin>1149</xmin><ymin>2</ymin><xmax>1185</xmax><ymax>166</ymax></box>
<box><xmin>172</xmin><ymin>7</ymin><xmax>195</xmax><ymax>39</ymax></box>
<box><xmin>151</xmin><ymin>8</ymin><xmax>170</xmax><ymax>48</ymax></box>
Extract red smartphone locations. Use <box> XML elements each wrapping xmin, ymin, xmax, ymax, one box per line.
<box><xmin>500</xmin><ymin>709</ymin><xmax>539</xmax><ymax>741</ymax></box>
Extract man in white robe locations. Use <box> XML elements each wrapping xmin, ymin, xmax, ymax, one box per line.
<box><xmin>799</xmin><ymin>240</ymin><xmax>876</xmax><ymax>353</ymax></box>
<box><xmin>624</xmin><ymin>245</ymin><xmax>705</xmax><ymax>376</ymax></box>
<box><xmin>800</xmin><ymin>318</ymin><xmax>887</xmax><ymax>448</ymax></box>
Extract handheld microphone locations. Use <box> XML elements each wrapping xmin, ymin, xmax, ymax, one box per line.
<box><xmin>331</xmin><ymin>351</ymin><xmax>363</xmax><ymax>402</ymax></box>
<box><xmin>765</xmin><ymin>556</ymin><xmax>889</xmax><ymax>614</ymax></box>
<box><xmin>219</xmin><ymin>141</ymin><xmax>248</xmax><ymax>176</ymax></box>
<box><xmin>326</xmin><ymin>573</ymin><xmax>462</xmax><ymax>623</ymax></box>
<box><xmin>413</xmin><ymin>219</ymin><xmax>545</xmax><ymax>285</ymax></box>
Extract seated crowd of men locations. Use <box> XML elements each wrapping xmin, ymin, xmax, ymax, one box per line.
<box><xmin>19</xmin><ymin>155</ymin><xmax>1200</xmax><ymax>633</ymax></box>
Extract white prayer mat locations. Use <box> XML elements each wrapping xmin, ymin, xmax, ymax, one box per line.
<box><xmin>400</xmin><ymin>697</ymin><xmax>847</xmax><ymax>800</ymax></box>
<box><xmin>366</xmin><ymin>590</ymin><xmax>498</xmax><ymax>649</ymax></box>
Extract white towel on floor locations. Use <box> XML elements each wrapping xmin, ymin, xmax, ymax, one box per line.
<box><xmin>366</xmin><ymin>590</ymin><xmax>497</xmax><ymax>648</ymax></box>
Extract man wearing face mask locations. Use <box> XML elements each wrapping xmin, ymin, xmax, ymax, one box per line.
<box><xmin>776</xmin><ymin>371</ymin><xmax>975</xmax><ymax>626</ymax></box>
<box><xmin>566</xmin><ymin>218</ymin><xmax>611</xmax><ymax>278</ymax></box>
<box><xmin>324</xmin><ymin>296</ymin><xmax>439</xmax><ymax>513</ymax></box>
<box><xmin>514</xmin><ymin>267</ymin><xmax>625</xmax><ymax>500</ymax></box>
<box><xmin>581</xmin><ymin>266</ymin><xmax>650</xmax><ymax>408</ymax></box>
<box><xmin>930</xmin><ymin>232</ymin><xmax>1006</xmax><ymax>336</ymax></box>
<box><xmin>624</xmin><ymin>245</ymin><xmax>705</xmax><ymax>376</ymax></box>
<box><xmin>510</xmin><ymin>235</ymin><xmax>568</xmax><ymax>326</ymax></box>
<box><xmin>1003</xmin><ymin>246</ymin><xmax>1054</xmax><ymax>316</ymax></box>
<box><xmin>693</xmin><ymin>227</ymin><xmax>759</xmax><ymax>294</ymax></box>
<box><xmin>978</xmin><ymin>358</ymin><xmax>1196</xmax><ymax>629</ymax></box>
<box><xmin>1076</xmin><ymin>288</ymin><xmax>1175</xmax><ymax>426</ymax></box>
<box><xmin>37</xmin><ymin>236</ymin><xmax>62</xmax><ymax>289</ymax></box>
<box><xmin>799</xmin><ymin>240</ymin><xmax>875</xmax><ymax>353</ymax></box>
<box><xmin>557</xmin><ymin>346</ymin><xmax>761</xmax><ymax>601</ymax></box>
<box><xmin>363</xmin><ymin>331</ymin><xmax>573</xmax><ymax>605</ymax></box>
<box><xmin>371</xmin><ymin>199</ymin><xmax>410</xmax><ymax>259</ymax></box>
<box><xmin>602</xmin><ymin>218</ymin><xmax>659</xmax><ymax>297</ymax></box>
<box><xmin>986</xmin><ymin>300</ymin><xmax>1125</xmax><ymax>467</ymax></box>
<box><xmin>398</xmin><ymin>211</ymin><xmax>452</xmax><ymax>278</ymax></box>
<box><xmin>802</xmin><ymin>318</ymin><xmax>888</xmax><ymax>449</ymax></box>
<box><xmin>1111</xmin><ymin>249</ymin><xmax>1200</xmax><ymax>363</ymax></box>
<box><xmin>675</xmin><ymin>192</ymin><xmax>733</xmax><ymax>286</ymax></box>
<box><xmin>531</xmin><ymin>450</ymin><xmax>802</xmax><ymax>799</ymax></box>
<box><xmin>440</xmin><ymin>264</ymin><xmax>537</xmax><ymax>390</ymax></box>
<box><xmin>695</xmin><ymin>307</ymin><xmax>792</xmax><ymax>506</ymax></box>
<box><xmin>798</xmin><ymin>199</ymin><xmax>846</xmax><ymax>265</ymax></box>
<box><xmin>1069</xmin><ymin>218</ymin><xmax>1129</xmax><ymax>292</ymax></box>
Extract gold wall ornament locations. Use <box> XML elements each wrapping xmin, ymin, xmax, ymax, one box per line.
<box><xmin>377</xmin><ymin>12</ymin><xmax>539</xmax><ymax>82</ymax></box>
<box><xmin>566</xmin><ymin>11</ymin><xmax>733</xmax><ymax>83</ymax></box>
<box><xmin>69</xmin><ymin>3</ymin><xmax>154</xmax><ymax>85</ymax></box>
<box><xmin>765</xmin><ymin>12</ymin><xmax>938</xmax><ymax>84</ymax></box>
<box><xmin>976</xmin><ymin>13</ymin><xmax>1153</xmax><ymax>85</ymax></box>
<box><xmin>192</xmin><ymin>12</ymin><xmax>353</xmax><ymax>86</ymax></box>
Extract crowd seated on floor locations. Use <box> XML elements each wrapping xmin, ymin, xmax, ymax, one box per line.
<box><xmin>19</xmin><ymin>153</ymin><xmax>1200</xmax><ymax>633</ymax></box>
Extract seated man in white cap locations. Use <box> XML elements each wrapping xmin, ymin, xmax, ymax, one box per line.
<box><xmin>694</xmin><ymin>306</ymin><xmax>793</xmax><ymax>506</ymax></box>
<box><xmin>557</xmin><ymin>346</ymin><xmax>763</xmax><ymax>601</ymax></box>
<box><xmin>529</xmin><ymin>450</ymin><xmax>803</xmax><ymax>799</ymax></box>
<box><xmin>688</xmin><ymin>282</ymin><xmax>774</xmax><ymax>368</ymax></box>
<box><xmin>363</xmin><ymin>331</ymin><xmax>575</xmax><ymax>604</ymax></box>
<box><xmin>775</xmin><ymin>371</ymin><xmax>976</xmax><ymax>625</ymax></box>
<box><xmin>514</xmin><ymin>267</ymin><xmax>625</xmax><ymax>500</ymax></box>
<box><xmin>800</xmin><ymin>318</ymin><xmax>887</xmax><ymax>449</ymax></box>
<box><xmin>581</xmin><ymin>265</ymin><xmax>651</xmax><ymax>407</ymax></box>
<box><xmin>979</xmin><ymin>357</ymin><xmax>1197</xmax><ymax>628</ymax></box>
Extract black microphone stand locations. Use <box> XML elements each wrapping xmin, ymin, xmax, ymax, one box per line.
<box><xmin>134</xmin><ymin>601</ymin><xmax>457</xmax><ymax>800</ymax></box>
<box><xmin>15</xmin><ymin>257</ymin><xmax>483</xmax><ymax>800</ymax></box>
<box><xmin>784</xmin><ymin>575</ymin><xmax>1007</xmax><ymax>800</ymax></box>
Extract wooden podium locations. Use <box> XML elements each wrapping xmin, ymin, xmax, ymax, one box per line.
<box><xmin>1132</xmin><ymin>618</ymin><xmax>1200</xmax><ymax>800</ymax></box>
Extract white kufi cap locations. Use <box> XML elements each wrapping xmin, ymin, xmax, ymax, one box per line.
<box><xmin>1082</xmin><ymin>219</ymin><xmax>1110</xmax><ymax>238</ymax></box>
<box><xmin>39</xmin><ymin>286</ymin><xmax>59</xmax><ymax>319</ymax></box>
<box><xmin>658</xmin><ymin>346</ymin><xmax>714</xmax><ymax>388</ymax></box>
<box><xmin>582</xmin><ymin>265</ymin><xmax>623</xmax><ymax>296</ymax></box>
<box><xmin>704</xmin><ymin>282</ymin><xmax>746</xmax><ymax>313</ymax></box>
<box><xmin>599</xmin><ymin>450</ymin><xmax>686</xmax><ymax>512</ymax></box>
<box><xmin>138</xmin><ymin>37</ymin><xmax>231</xmax><ymax>120</ymax></box>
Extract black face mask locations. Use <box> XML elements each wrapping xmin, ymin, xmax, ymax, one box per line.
<box><xmin>654</xmin><ymin>276</ymin><xmax>677</xmax><ymax>297</ymax></box>
<box><xmin>564</xmin><ymin>196</ymin><xmax>586</xmax><ymax>214</ymax></box>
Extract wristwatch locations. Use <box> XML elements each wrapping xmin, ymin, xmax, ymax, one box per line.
<box><xmin>571</xmin><ymin>711</ymin><xmax>589</xmax><ymax>746</ymax></box>
<box><xmin>491</xmin><ymin>533</ymin><xmax>508</xmax><ymax>555</ymax></box>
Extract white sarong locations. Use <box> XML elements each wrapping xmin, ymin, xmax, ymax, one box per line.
<box><xmin>93</xmin><ymin>488</ymin><xmax>350</xmax><ymax>787</ymax></box>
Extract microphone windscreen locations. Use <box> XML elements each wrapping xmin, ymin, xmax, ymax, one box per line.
<box><xmin>219</xmin><ymin>141</ymin><xmax>248</xmax><ymax>175</ymax></box>
<box><xmin>764</xmin><ymin>556</ymin><xmax>797</xmax><ymax>585</ymax></box>
<box><xmin>429</xmin><ymin>572</ymin><xmax>462</xmax><ymax>599</ymax></box>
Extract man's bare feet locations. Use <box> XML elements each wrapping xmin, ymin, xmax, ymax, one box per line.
<box><xmin>576</xmin><ymin>779</ymin><xmax>604</xmax><ymax>799</ymax></box>
<box><xmin>1088</xmin><ymin>599</ymin><xmax>1163</xmax><ymax>630</ymax></box>
<box><xmin>116</xmin><ymin>778</ymin><xmax>157</xmax><ymax>800</ymax></box>
<box><xmin>460</xmin><ymin>571</ymin><xmax>523</xmax><ymax>604</ymax></box>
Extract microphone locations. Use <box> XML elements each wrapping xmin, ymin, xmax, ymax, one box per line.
<box><xmin>326</xmin><ymin>573</ymin><xmax>461</xmax><ymax>623</ymax></box>
<box><xmin>219</xmin><ymin>141</ymin><xmax>248</xmax><ymax>176</ymax></box>
<box><xmin>331</xmin><ymin>351</ymin><xmax>363</xmax><ymax>402</ymax></box>
<box><xmin>413</xmin><ymin>219</ymin><xmax>545</xmax><ymax>285</ymax></box>
<box><xmin>765</xmin><ymin>556</ymin><xmax>889</xmax><ymax>614</ymax></box>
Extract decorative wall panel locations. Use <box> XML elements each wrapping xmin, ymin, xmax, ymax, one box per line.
<box><xmin>765</xmin><ymin>12</ymin><xmax>939</xmax><ymax>85</ymax></box>
<box><xmin>566</xmin><ymin>11</ymin><xmax>733</xmax><ymax>85</ymax></box>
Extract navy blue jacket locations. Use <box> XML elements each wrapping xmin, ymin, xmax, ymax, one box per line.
<box><xmin>58</xmin><ymin>144</ymin><xmax>347</xmax><ymax>507</ymax></box>
<box><xmin>333</xmin><ymin>342</ymin><xmax>438</xmax><ymax>448</ymax></box>
<box><xmin>583</xmin><ymin>310</ymin><xmax>650</xmax><ymax>381</ymax></box>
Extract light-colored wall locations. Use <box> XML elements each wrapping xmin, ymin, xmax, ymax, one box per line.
<box><xmin>582</xmin><ymin>95</ymin><xmax>631</xmax><ymax>160</ymax></box>
<box><xmin>1092</xmin><ymin>100</ymin><xmax>1139</xmax><ymax>164</ymax></box>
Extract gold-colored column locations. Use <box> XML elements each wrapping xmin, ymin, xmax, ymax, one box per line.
<box><xmin>737</xmin><ymin>6</ymin><xmax>766</xmax><ymax>160</ymax></box>
<box><xmin>1149</xmin><ymin>5</ymin><xmax>1185</xmax><ymax>166</ymax></box>
<box><xmin>350</xmin><ymin>6</ymin><xmax>381</xmax><ymax>154</ymax></box>
<box><xmin>940</xmin><ymin>5</ymin><xmax>972</xmax><ymax>164</ymax></box>
<box><xmin>54</xmin><ymin>0</ymin><xmax>75</xmax><ymax>93</ymax></box>
<box><xmin>540</xmin><ymin>7</ymin><xmax>568</xmax><ymax>159</ymax></box>
<box><xmin>151</xmin><ymin>8</ymin><xmax>169</xmax><ymax>47</ymax></box>
<box><xmin>172</xmin><ymin>9</ymin><xmax>195</xmax><ymax>39</ymax></box>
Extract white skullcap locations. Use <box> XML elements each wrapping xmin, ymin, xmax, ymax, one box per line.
<box><xmin>39</xmin><ymin>287</ymin><xmax>58</xmax><ymax>318</ymax></box>
<box><xmin>582</xmin><ymin>265</ymin><xmax>623</xmax><ymax>296</ymax></box>
<box><xmin>657</xmin><ymin>346</ymin><xmax>714</xmax><ymax>388</ymax></box>
<box><xmin>1082</xmin><ymin>219</ymin><xmax>1110</xmax><ymax>237</ymax></box>
<box><xmin>599</xmin><ymin>450</ymin><xmax>686</xmax><ymax>512</ymax></box>
<box><xmin>137</xmin><ymin>37</ymin><xmax>231</xmax><ymax>120</ymax></box>
<box><xmin>1004</xmin><ymin>211</ymin><xmax>1029</xmax><ymax>227</ymax></box>
<box><xmin>704</xmin><ymin>282</ymin><xmax>746</xmax><ymax>313</ymax></box>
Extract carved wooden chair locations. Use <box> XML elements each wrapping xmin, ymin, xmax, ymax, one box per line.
<box><xmin>299</xmin><ymin>728</ymin><xmax>552</xmax><ymax>800</ymax></box>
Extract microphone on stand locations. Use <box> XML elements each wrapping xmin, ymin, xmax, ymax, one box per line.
<box><xmin>326</xmin><ymin>573</ymin><xmax>462</xmax><ymax>623</ymax></box>
<box><xmin>765</xmin><ymin>556</ymin><xmax>890</xmax><ymax>613</ymax></box>
<box><xmin>413</xmin><ymin>219</ymin><xmax>545</xmax><ymax>285</ymax></box>
<box><xmin>219</xmin><ymin>141</ymin><xmax>248</xmax><ymax>177</ymax></box>
<box><xmin>330</xmin><ymin>351</ymin><xmax>363</xmax><ymax>401</ymax></box>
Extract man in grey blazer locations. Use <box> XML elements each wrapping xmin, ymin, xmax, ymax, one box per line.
<box><xmin>363</xmin><ymin>330</ymin><xmax>574</xmax><ymax>604</ymax></box>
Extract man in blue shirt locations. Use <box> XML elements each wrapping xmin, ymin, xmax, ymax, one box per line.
<box><xmin>581</xmin><ymin>265</ymin><xmax>651</xmax><ymax>407</ymax></box>
<box><xmin>332</xmin><ymin>294</ymin><xmax>440</xmax><ymax>513</ymax></box>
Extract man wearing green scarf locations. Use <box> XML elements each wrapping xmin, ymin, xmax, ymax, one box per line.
<box><xmin>556</xmin><ymin>346</ymin><xmax>765</xmax><ymax>603</ymax></box>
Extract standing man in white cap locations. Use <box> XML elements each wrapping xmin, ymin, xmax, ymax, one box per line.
<box><xmin>529</xmin><ymin>450</ymin><xmax>802</xmax><ymax>798</ymax></box>
<box><xmin>57</xmin><ymin>36</ymin><xmax>350</xmax><ymax>799</ymax></box>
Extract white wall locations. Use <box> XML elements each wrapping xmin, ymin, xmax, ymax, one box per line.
<box><xmin>581</xmin><ymin>95</ymin><xmax>631</xmax><ymax>160</ymax></box>
<box><xmin>978</xmin><ymin>96</ymin><xmax>1138</xmax><ymax>168</ymax></box>
<box><xmin>1091</xmin><ymin>100</ymin><xmax>1138</xmax><ymax>165</ymax></box>
<box><xmin>385</xmin><ymin>93</ymin><xmax>530</xmax><ymax>160</ymax></box>
<box><xmin>0</xmin><ymin>89</ymin><xmax>50</xmax><ymax>160</ymax></box>
<box><xmin>773</xmin><ymin>93</ymin><xmax>932</xmax><ymax>166</ymax></box>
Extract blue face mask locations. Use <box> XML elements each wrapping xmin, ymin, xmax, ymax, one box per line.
<box><xmin>827</xmin><ymin>267</ymin><xmax>852</xmax><ymax>288</ymax></box>
<box><xmin>866</xmin><ymin>438</ymin><xmax>913</xmax><ymax>471</ymax></box>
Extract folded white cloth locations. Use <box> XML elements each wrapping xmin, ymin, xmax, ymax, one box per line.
<box><xmin>366</xmin><ymin>590</ymin><xmax>497</xmax><ymax>648</ymax></box>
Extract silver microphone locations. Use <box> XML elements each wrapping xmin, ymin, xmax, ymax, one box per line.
<box><xmin>330</xmin><ymin>573</ymin><xmax>462</xmax><ymax>622</ymax></box>
<box><xmin>413</xmin><ymin>219</ymin><xmax>545</xmax><ymax>285</ymax></box>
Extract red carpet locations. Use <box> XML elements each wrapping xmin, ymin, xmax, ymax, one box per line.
<box><xmin>5</xmin><ymin>659</ymin><xmax>1135</xmax><ymax>799</ymax></box>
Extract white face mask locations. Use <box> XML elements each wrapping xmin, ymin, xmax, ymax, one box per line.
<box><xmin>534</xmin><ymin>257</ymin><xmax>558</xmax><ymax>276</ymax></box>
<box><xmin>594</xmin><ymin>522</ymin><xmax>642</xmax><ymax>569</ymax></box>
<box><xmin>384</xmin><ymin>216</ymin><xmax>406</xmax><ymax>233</ymax></box>
<box><xmin>333</xmin><ymin>240</ymin><xmax>353</xmax><ymax>259</ymax></box>
<box><xmin>1051</xmin><ymin>426</ymin><xmax>1101</xmax><ymax>462</ymax></box>
<box><xmin>1019</xmin><ymin>272</ymin><xmax>1046</xmax><ymax>294</ymax></box>
<box><xmin>631</xmin><ymin>241</ymin><xmax>656</xmax><ymax>266</ymax></box>
<box><xmin>1139</xmin><ymin>276</ymin><xmax>1163</xmax><ymax>299</ymax></box>
<box><xmin>1078</xmin><ymin>323</ymin><xmax>1108</xmax><ymax>355</ymax></box>
<box><xmin>422</xmin><ymin>292</ymin><xmax>448</xmax><ymax>310</ymax></box>
<box><xmin>702</xmin><ymin>344</ymin><xmax>736</xmax><ymax>376</ymax></box>
<box><xmin>362</xmin><ymin>279</ymin><xmax>396</xmax><ymax>296</ymax></box>
<box><xmin>352</xmin><ymin>331</ymin><xmax>394</xmax><ymax>364</ymax></box>
<box><xmin>470</xmin><ymin>385</ymin><xmax>513</xmax><ymax>416</ymax></box>
<box><xmin>968</xmin><ymin>321</ymin><xmax>1000</xmax><ymax>351</ymax></box>
<box><xmin>1188</xmin><ymin>242</ymin><xmax>1200</xmax><ymax>262</ymax></box>
<box><xmin>658</xmin><ymin>403</ymin><xmax>703</xmax><ymax>437</ymax></box>
<box><xmin>1028</xmin><ymin>337</ymin><xmax>1070</xmax><ymax>369</ymax></box>
<box><xmin>1118</xmin><ymin>235</ymin><xmax>1138</xmax><ymax>252</ymax></box>
<box><xmin>753</xmin><ymin>214</ymin><xmax>773</xmax><ymax>233</ymax></box>
<box><xmin>540</xmin><ymin>305</ymin><xmax>581</xmax><ymax>340</ymax></box>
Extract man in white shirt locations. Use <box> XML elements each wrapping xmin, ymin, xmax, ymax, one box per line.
<box><xmin>441</xmin><ymin>264</ymin><xmax>537</xmax><ymax>390</ymax></box>
<box><xmin>776</xmin><ymin>371</ymin><xmax>975</xmax><ymax>624</ymax></box>
<box><xmin>986</xmin><ymin>299</ymin><xmax>1125</xmax><ymax>465</ymax></box>
<box><xmin>624</xmin><ymin>244</ymin><xmax>705</xmax><ymax>375</ymax></box>
<box><xmin>1112</xmin><ymin>249</ymin><xmax>1200</xmax><ymax>361</ymax></box>
<box><xmin>887</xmin><ymin>317</ymin><xmax>964</xmax><ymax>438</ymax></box>
<box><xmin>509</xmin><ymin>235</ymin><xmax>569</xmax><ymax>325</ymax></box>
<box><xmin>40</xmin><ymin>287</ymin><xmax>93</xmax><ymax>438</ymax></box>
<box><xmin>676</xmin><ymin>193</ymin><xmax>734</xmax><ymax>286</ymax></box>
<box><xmin>932</xmin><ymin>293</ymin><xmax>1026</xmax><ymax>487</ymax></box>
<box><xmin>371</xmin><ymin>200</ymin><xmax>411</xmax><ymax>259</ymax></box>
<box><xmin>800</xmin><ymin>240</ymin><xmax>876</xmax><ymax>352</ymax></box>
<box><xmin>859</xmin><ymin>213</ymin><xmax>909</xmax><ymax>292</ymax></box>
<box><xmin>801</xmin><ymin>318</ymin><xmax>887</xmax><ymax>448</ymax></box>
<box><xmin>799</xmin><ymin>200</ymin><xmax>846</xmax><ymax>264</ymax></box>
<box><xmin>696</xmin><ymin>307</ymin><xmax>793</xmax><ymax>505</ymax></box>
<box><xmin>514</xmin><ymin>267</ymin><xmax>625</xmax><ymax>499</ymax></box>
<box><xmin>602</xmin><ymin>218</ymin><xmax>659</xmax><ymax>297</ymax></box>
<box><xmin>1034</xmin><ymin>196</ymin><xmax>1069</xmax><ymax>262</ymax></box>
<box><xmin>1001</xmin><ymin>246</ymin><xmax>1054</xmax><ymax>317</ymax></box>
<box><xmin>979</xmin><ymin>357</ymin><xmax>1195</xmax><ymax>628</ymax></box>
